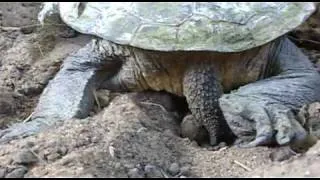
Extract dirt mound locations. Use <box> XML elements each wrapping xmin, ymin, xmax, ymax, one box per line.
<box><xmin>290</xmin><ymin>3</ymin><xmax>320</xmax><ymax>44</ymax></box>
<box><xmin>0</xmin><ymin>2</ymin><xmax>91</xmax><ymax>128</ymax></box>
<box><xmin>0</xmin><ymin>93</ymin><xmax>275</xmax><ymax>178</ymax></box>
<box><xmin>289</xmin><ymin>2</ymin><xmax>320</xmax><ymax>65</ymax></box>
<box><xmin>249</xmin><ymin>141</ymin><xmax>320</xmax><ymax>177</ymax></box>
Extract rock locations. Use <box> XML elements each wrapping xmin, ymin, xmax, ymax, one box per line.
<box><xmin>114</xmin><ymin>162</ymin><xmax>121</xmax><ymax>169</ymax></box>
<box><xmin>169</xmin><ymin>163</ymin><xmax>180</xmax><ymax>176</ymax></box>
<box><xmin>20</xmin><ymin>26</ymin><xmax>35</xmax><ymax>34</ymax></box>
<box><xmin>26</xmin><ymin>141</ymin><xmax>35</xmax><ymax>148</ymax></box>
<box><xmin>57</xmin><ymin>146</ymin><xmax>68</xmax><ymax>156</ymax></box>
<box><xmin>0</xmin><ymin>168</ymin><xmax>6</xmax><ymax>178</ymax></box>
<box><xmin>124</xmin><ymin>163</ymin><xmax>135</xmax><ymax>169</ymax></box>
<box><xmin>206</xmin><ymin>141</ymin><xmax>228</xmax><ymax>151</ymax></box>
<box><xmin>180</xmin><ymin>166</ymin><xmax>190</xmax><ymax>176</ymax></box>
<box><xmin>20</xmin><ymin>141</ymin><xmax>35</xmax><ymax>148</ymax></box>
<box><xmin>96</xmin><ymin>90</ymin><xmax>111</xmax><ymax>108</ymax></box>
<box><xmin>144</xmin><ymin>164</ymin><xmax>163</xmax><ymax>178</ymax></box>
<box><xmin>128</xmin><ymin>168</ymin><xmax>144</xmax><ymax>178</ymax></box>
<box><xmin>80</xmin><ymin>174</ymin><xmax>95</xmax><ymax>178</ymax></box>
<box><xmin>269</xmin><ymin>147</ymin><xmax>296</xmax><ymax>162</ymax></box>
<box><xmin>47</xmin><ymin>153</ymin><xmax>61</xmax><ymax>161</ymax></box>
<box><xmin>5</xmin><ymin>166</ymin><xmax>28</xmax><ymax>178</ymax></box>
<box><xmin>219</xmin><ymin>142</ymin><xmax>227</xmax><ymax>148</ymax></box>
<box><xmin>190</xmin><ymin>141</ymin><xmax>199</xmax><ymax>148</ymax></box>
<box><xmin>180</xmin><ymin>115</ymin><xmax>208</xmax><ymax>144</ymax></box>
<box><xmin>13</xmin><ymin>149</ymin><xmax>38</xmax><ymax>165</ymax></box>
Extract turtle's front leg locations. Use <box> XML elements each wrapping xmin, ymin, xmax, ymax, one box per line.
<box><xmin>0</xmin><ymin>39</ymin><xmax>122</xmax><ymax>143</ymax></box>
<box><xmin>182</xmin><ymin>62</ymin><xmax>232</xmax><ymax>146</ymax></box>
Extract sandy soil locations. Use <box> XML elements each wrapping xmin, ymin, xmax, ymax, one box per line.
<box><xmin>1</xmin><ymin>2</ymin><xmax>320</xmax><ymax>178</ymax></box>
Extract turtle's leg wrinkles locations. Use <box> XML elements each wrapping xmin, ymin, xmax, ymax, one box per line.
<box><xmin>220</xmin><ymin>37</ymin><xmax>320</xmax><ymax>147</ymax></box>
<box><xmin>0</xmin><ymin>39</ymin><xmax>123</xmax><ymax>143</ymax></box>
<box><xmin>183</xmin><ymin>61</ymin><xmax>231</xmax><ymax>146</ymax></box>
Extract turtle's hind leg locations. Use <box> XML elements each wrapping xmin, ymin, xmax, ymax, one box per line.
<box><xmin>183</xmin><ymin>61</ymin><xmax>233</xmax><ymax>146</ymax></box>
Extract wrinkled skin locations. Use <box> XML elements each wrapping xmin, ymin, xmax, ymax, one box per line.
<box><xmin>1</xmin><ymin>36</ymin><xmax>320</xmax><ymax>148</ymax></box>
<box><xmin>219</xmin><ymin>38</ymin><xmax>320</xmax><ymax>147</ymax></box>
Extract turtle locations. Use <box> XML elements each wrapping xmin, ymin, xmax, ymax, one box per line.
<box><xmin>0</xmin><ymin>2</ymin><xmax>319</xmax><ymax>147</ymax></box>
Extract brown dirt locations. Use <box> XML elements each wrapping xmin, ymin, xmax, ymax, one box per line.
<box><xmin>0</xmin><ymin>2</ymin><xmax>320</xmax><ymax>178</ymax></box>
<box><xmin>0</xmin><ymin>92</ymin><xmax>275</xmax><ymax>178</ymax></box>
<box><xmin>0</xmin><ymin>2</ymin><xmax>91</xmax><ymax>128</ymax></box>
<box><xmin>249</xmin><ymin>141</ymin><xmax>320</xmax><ymax>177</ymax></box>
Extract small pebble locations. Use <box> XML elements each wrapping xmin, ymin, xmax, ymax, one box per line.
<box><xmin>169</xmin><ymin>163</ymin><xmax>180</xmax><ymax>176</ymax></box>
<box><xmin>26</xmin><ymin>141</ymin><xmax>35</xmax><ymax>147</ymax></box>
<box><xmin>190</xmin><ymin>141</ymin><xmax>199</xmax><ymax>148</ymax></box>
<box><xmin>144</xmin><ymin>164</ymin><xmax>163</xmax><ymax>178</ymax></box>
<box><xmin>80</xmin><ymin>174</ymin><xmax>95</xmax><ymax>178</ymax></box>
<box><xmin>14</xmin><ymin>149</ymin><xmax>38</xmax><ymax>165</ymax></box>
<box><xmin>135</xmin><ymin>163</ymin><xmax>143</xmax><ymax>169</ymax></box>
<box><xmin>115</xmin><ymin>162</ymin><xmax>121</xmax><ymax>169</ymax></box>
<box><xmin>20</xmin><ymin>141</ymin><xmax>35</xmax><ymax>148</ymax></box>
<box><xmin>207</xmin><ymin>145</ymin><xmax>220</xmax><ymax>151</ymax></box>
<box><xmin>219</xmin><ymin>142</ymin><xmax>227</xmax><ymax>148</ymax></box>
<box><xmin>269</xmin><ymin>147</ymin><xmax>296</xmax><ymax>162</ymax></box>
<box><xmin>180</xmin><ymin>175</ymin><xmax>187</xmax><ymax>178</ymax></box>
<box><xmin>60</xmin><ymin>157</ymin><xmax>73</xmax><ymax>166</ymax></box>
<box><xmin>305</xmin><ymin>170</ymin><xmax>311</xmax><ymax>176</ymax></box>
<box><xmin>180</xmin><ymin>166</ymin><xmax>190</xmax><ymax>176</ymax></box>
<box><xmin>128</xmin><ymin>168</ymin><xmax>144</xmax><ymax>178</ymax></box>
<box><xmin>47</xmin><ymin>153</ymin><xmax>61</xmax><ymax>161</ymax></box>
<box><xmin>57</xmin><ymin>146</ymin><xmax>68</xmax><ymax>156</ymax></box>
<box><xmin>124</xmin><ymin>163</ymin><xmax>135</xmax><ymax>169</ymax></box>
<box><xmin>97</xmin><ymin>90</ymin><xmax>111</xmax><ymax>107</ymax></box>
<box><xmin>0</xmin><ymin>168</ymin><xmax>6</xmax><ymax>178</ymax></box>
<box><xmin>20</xmin><ymin>27</ymin><xmax>34</xmax><ymax>34</ymax></box>
<box><xmin>5</xmin><ymin>166</ymin><xmax>28</xmax><ymax>178</ymax></box>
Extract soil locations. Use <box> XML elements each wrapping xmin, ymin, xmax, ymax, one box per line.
<box><xmin>0</xmin><ymin>2</ymin><xmax>91</xmax><ymax>128</ymax></box>
<box><xmin>0</xmin><ymin>2</ymin><xmax>320</xmax><ymax>178</ymax></box>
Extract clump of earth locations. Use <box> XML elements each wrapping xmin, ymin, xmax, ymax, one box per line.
<box><xmin>1</xmin><ymin>2</ymin><xmax>320</xmax><ymax>178</ymax></box>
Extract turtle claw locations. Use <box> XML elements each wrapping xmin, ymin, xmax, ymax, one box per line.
<box><xmin>236</xmin><ymin>136</ymin><xmax>273</xmax><ymax>148</ymax></box>
<box><xmin>0</xmin><ymin>120</ymin><xmax>45</xmax><ymax>144</ymax></box>
<box><xmin>220</xmin><ymin>93</ymin><xmax>308</xmax><ymax>147</ymax></box>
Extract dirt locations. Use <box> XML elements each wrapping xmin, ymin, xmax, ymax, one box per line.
<box><xmin>290</xmin><ymin>3</ymin><xmax>320</xmax><ymax>46</ymax></box>
<box><xmin>0</xmin><ymin>2</ymin><xmax>91</xmax><ymax>128</ymax></box>
<box><xmin>0</xmin><ymin>2</ymin><xmax>320</xmax><ymax>178</ymax></box>
<box><xmin>0</xmin><ymin>92</ymin><xmax>275</xmax><ymax>178</ymax></box>
<box><xmin>249</xmin><ymin>141</ymin><xmax>320</xmax><ymax>177</ymax></box>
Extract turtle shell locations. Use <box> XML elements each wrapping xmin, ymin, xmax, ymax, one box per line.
<box><xmin>43</xmin><ymin>2</ymin><xmax>315</xmax><ymax>52</ymax></box>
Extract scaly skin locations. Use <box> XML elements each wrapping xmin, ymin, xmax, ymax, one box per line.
<box><xmin>1</xmin><ymin>36</ymin><xmax>319</xmax><ymax>148</ymax></box>
<box><xmin>219</xmin><ymin>37</ymin><xmax>320</xmax><ymax>147</ymax></box>
<box><xmin>182</xmin><ymin>61</ymin><xmax>232</xmax><ymax>145</ymax></box>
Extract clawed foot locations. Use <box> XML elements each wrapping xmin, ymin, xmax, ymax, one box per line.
<box><xmin>220</xmin><ymin>94</ymin><xmax>308</xmax><ymax>148</ymax></box>
<box><xmin>235</xmin><ymin>135</ymin><xmax>274</xmax><ymax>148</ymax></box>
<box><xmin>0</xmin><ymin>118</ymin><xmax>50</xmax><ymax>144</ymax></box>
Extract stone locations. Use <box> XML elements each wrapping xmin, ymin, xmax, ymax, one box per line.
<box><xmin>13</xmin><ymin>149</ymin><xmax>38</xmax><ymax>165</ymax></box>
<box><xmin>169</xmin><ymin>163</ymin><xmax>180</xmax><ymax>176</ymax></box>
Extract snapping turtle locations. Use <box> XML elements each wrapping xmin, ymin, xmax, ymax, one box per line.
<box><xmin>1</xmin><ymin>2</ymin><xmax>319</xmax><ymax>147</ymax></box>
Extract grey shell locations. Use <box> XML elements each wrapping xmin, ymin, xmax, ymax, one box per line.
<box><xmin>39</xmin><ymin>2</ymin><xmax>315</xmax><ymax>52</ymax></box>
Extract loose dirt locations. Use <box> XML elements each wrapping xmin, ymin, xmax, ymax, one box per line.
<box><xmin>1</xmin><ymin>2</ymin><xmax>320</xmax><ymax>178</ymax></box>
